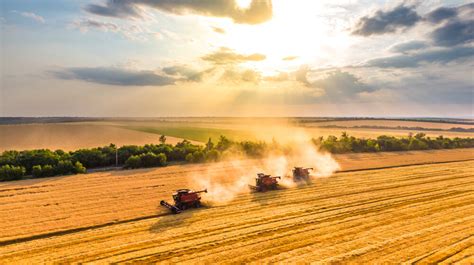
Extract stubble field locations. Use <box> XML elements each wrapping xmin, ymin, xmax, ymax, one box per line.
<box><xmin>0</xmin><ymin>148</ymin><xmax>472</xmax><ymax>263</ymax></box>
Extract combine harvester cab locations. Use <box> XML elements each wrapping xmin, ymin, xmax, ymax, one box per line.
<box><xmin>249</xmin><ymin>173</ymin><xmax>281</xmax><ymax>192</ymax></box>
<box><xmin>292</xmin><ymin>167</ymin><xmax>313</xmax><ymax>182</ymax></box>
<box><xmin>160</xmin><ymin>189</ymin><xmax>207</xmax><ymax>214</ymax></box>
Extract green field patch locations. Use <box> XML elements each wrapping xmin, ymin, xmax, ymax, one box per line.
<box><xmin>121</xmin><ymin>125</ymin><xmax>255</xmax><ymax>143</ymax></box>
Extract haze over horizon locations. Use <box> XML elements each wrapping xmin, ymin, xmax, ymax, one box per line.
<box><xmin>1</xmin><ymin>0</ymin><xmax>473</xmax><ymax>117</ymax></box>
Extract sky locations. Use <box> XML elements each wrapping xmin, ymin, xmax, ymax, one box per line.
<box><xmin>0</xmin><ymin>0</ymin><xmax>473</xmax><ymax>117</ymax></box>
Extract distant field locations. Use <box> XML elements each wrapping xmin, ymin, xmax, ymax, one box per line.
<box><xmin>0</xmin><ymin>123</ymin><xmax>194</xmax><ymax>152</ymax></box>
<box><xmin>302</xmin><ymin>119</ymin><xmax>474</xmax><ymax>130</ymax></box>
<box><xmin>1</xmin><ymin>118</ymin><xmax>473</xmax><ymax>152</ymax></box>
<box><xmin>121</xmin><ymin>125</ymin><xmax>255</xmax><ymax>143</ymax></box>
<box><xmin>0</xmin><ymin>149</ymin><xmax>472</xmax><ymax>263</ymax></box>
<box><xmin>116</xmin><ymin>120</ymin><xmax>474</xmax><ymax>142</ymax></box>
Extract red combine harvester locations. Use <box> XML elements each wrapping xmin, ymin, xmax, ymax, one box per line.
<box><xmin>160</xmin><ymin>189</ymin><xmax>207</xmax><ymax>214</ymax></box>
<box><xmin>249</xmin><ymin>173</ymin><xmax>281</xmax><ymax>192</ymax></box>
<box><xmin>293</xmin><ymin>167</ymin><xmax>313</xmax><ymax>182</ymax></box>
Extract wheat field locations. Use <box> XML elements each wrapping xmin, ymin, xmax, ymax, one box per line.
<box><xmin>0</xmin><ymin>149</ymin><xmax>472</xmax><ymax>263</ymax></box>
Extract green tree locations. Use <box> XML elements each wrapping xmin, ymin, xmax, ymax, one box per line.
<box><xmin>0</xmin><ymin>165</ymin><xmax>26</xmax><ymax>181</ymax></box>
<box><xmin>192</xmin><ymin>151</ymin><xmax>205</xmax><ymax>163</ymax></box>
<box><xmin>32</xmin><ymin>165</ymin><xmax>43</xmax><ymax>178</ymax></box>
<box><xmin>185</xmin><ymin>153</ymin><xmax>194</xmax><ymax>163</ymax></box>
<box><xmin>159</xmin><ymin>135</ymin><xmax>167</xmax><ymax>144</ymax></box>
<box><xmin>74</xmin><ymin>161</ymin><xmax>86</xmax><ymax>174</ymax></box>
<box><xmin>206</xmin><ymin>138</ymin><xmax>214</xmax><ymax>151</ymax></box>
<box><xmin>55</xmin><ymin>160</ymin><xmax>75</xmax><ymax>175</ymax></box>
<box><xmin>125</xmin><ymin>155</ymin><xmax>142</xmax><ymax>169</ymax></box>
<box><xmin>41</xmin><ymin>165</ymin><xmax>54</xmax><ymax>177</ymax></box>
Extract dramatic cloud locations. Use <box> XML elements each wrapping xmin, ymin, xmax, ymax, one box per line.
<box><xmin>389</xmin><ymin>41</ymin><xmax>428</xmax><ymax>53</ymax></box>
<box><xmin>85</xmin><ymin>0</ymin><xmax>143</xmax><ymax>19</ymax></box>
<box><xmin>425</xmin><ymin>6</ymin><xmax>458</xmax><ymax>23</ymax></box>
<box><xmin>53</xmin><ymin>67</ymin><xmax>175</xmax><ymax>86</ymax></box>
<box><xmin>310</xmin><ymin>70</ymin><xmax>375</xmax><ymax>99</ymax></box>
<box><xmin>425</xmin><ymin>3</ymin><xmax>473</xmax><ymax>24</ymax></box>
<box><xmin>430</xmin><ymin>20</ymin><xmax>474</xmax><ymax>47</ymax></box>
<box><xmin>85</xmin><ymin>0</ymin><xmax>273</xmax><ymax>25</ymax></box>
<box><xmin>365</xmin><ymin>46</ymin><xmax>474</xmax><ymax>68</ymax></box>
<box><xmin>352</xmin><ymin>5</ymin><xmax>421</xmax><ymax>36</ymax></box>
<box><xmin>202</xmin><ymin>47</ymin><xmax>266</xmax><ymax>65</ymax></box>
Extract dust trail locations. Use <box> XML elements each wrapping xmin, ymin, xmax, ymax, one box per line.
<box><xmin>189</xmin><ymin>125</ymin><xmax>340</xmax><ymax>204</ymax></box>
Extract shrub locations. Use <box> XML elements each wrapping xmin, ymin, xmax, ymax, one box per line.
<box><xmin>41</xmin><ymin>165</ymin><xmax>55</xmax><ymax>177</ymax></box>
<box><xmin>74</xmin><ymin>161</ymin><xmax>86</xmax><ymax>174</ymax></box>
<box><xmin>71</xmin><ymin>148</ymin><xmax>107</xmax><ymax>168</ymax></box>
<box><xmin>156</xmin><ymin>153</ymin><xmax>167</xmax><ymax>166</ymax></box>
<box><xmin>0</xmin><ymin>165</ymin><xmax>26</xmax><ymax>181</ymax></box>
<box><xmin>125</xmin><ymin>155</ymin><xmax>142</xmax><ymax>169</ymax></box>
<box><xmin>55</xmin><ymin>160</ymin><xmax>75</xmax><ymax>175</ymax></box>
<box><xmin>32</xmin><ymin>165</ymin><xmax>43</xmax><ymax>178</ymax></box>
<box><xmin>141</xmin><ymin>152</ymin><xmax>167</xmax><ymax>167</ymax></box>
<box><xmin>192</xmin><ymin>151</ymin><xmax>205</xmax><ymax>163</ymax></box>
<box><xmin>185</xmin><ymin>153</ymin><xmax>194</xmax><ymax>163</ymax></box>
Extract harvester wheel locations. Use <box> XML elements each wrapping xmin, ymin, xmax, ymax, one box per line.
<box><xmin>195</xmin><ymin>201</ymin><xmax>201</xmax><ymax>208</ymax></box>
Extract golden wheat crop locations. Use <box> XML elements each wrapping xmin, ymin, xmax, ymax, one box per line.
<box><xmin>0</xmin><ymin>149</ymin><xmax>472</xmax><ymax>263</ymax></box>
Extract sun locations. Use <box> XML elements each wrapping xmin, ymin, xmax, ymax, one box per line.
<box><xmin>210</xmin><ymin>1</ymin><xmax>354</xmax><ymax>75</ymax></box>
<box><xmin>235</xmin><ymin>0</ymin><xmax>252</xmax><ymax>9</ymax></box>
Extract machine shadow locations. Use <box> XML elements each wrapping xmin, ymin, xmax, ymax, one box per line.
<box><xmin>148</xmin><ymin>206</ymin><xmax>196</xmax><ymax>234</ymax></box>
<box><xmin>149</xmin><ymin>188</ymin><xmax>208</xmax><ymax>233</ymax></box>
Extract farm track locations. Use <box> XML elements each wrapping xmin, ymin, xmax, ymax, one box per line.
<box><xmin>0</xmin><ymin>149</ymin><xmax>472</xmax><ymax>263</ymax></box>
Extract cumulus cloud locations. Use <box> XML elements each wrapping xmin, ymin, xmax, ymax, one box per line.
<box><xmin>202</xmin><ymin>47</ymin><xmax>266</xmax><ymax>65</ymax></box>
<box><xmin>52</xmin><ymin>67</ymin><xmax>175</xmax><ymax>86</ymax></box>
<box><xmin>425</xmin><ymin>6</ymin><xmax>458</xmax><ymax>23</ymax></box>
<box><xmin>430</xmin><ymin>20</ymin><xmax>474</xmax><ymax>47</ymax></box>
<box><xmin>389</xmin><ymin>41</ymin><xmax>428</xmax><ymax>53</ymax></box>
<box><xmin>425</xmin><ymin>3</ymin><xmax>473</xmax><ymax>23</ymax></box>
<box><xmin>352</xmin><ymin>4</ymin><xmax>421</xmax><ymax>36</ymax></box>
<box><xmin>365</xmin><ymin>46</ymin><xmax>474</xmax><ymax>68</ymax></box>
<box><xmin>85</xmin><ymin>0</ymin><xmax>273</xmax><ymax>25</ymax></box>
<box><xmin>310</xmin><ymin>70</ymin><xmax>375</xmax><ymax>99</ymax></box>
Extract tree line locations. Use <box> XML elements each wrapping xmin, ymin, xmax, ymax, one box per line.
<box><xmin>314</xmin><ymin>132</ymin><xmax>474</xmax><ymax>153</ymax></box>
<box><xmin>1</xmin><ymin>133</ymin><xmax>473</xmax><ymax>181</ymax></box>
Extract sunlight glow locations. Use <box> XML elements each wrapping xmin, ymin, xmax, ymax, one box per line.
<box><xmin>235</xmin><ymin>0</ymin><xmax>252</xmax><ymax>9</ymax></box>
<box><xmin>207</xmin><ymin>1</ymin><xmax>355</xmax><ymax>75</ymax></box>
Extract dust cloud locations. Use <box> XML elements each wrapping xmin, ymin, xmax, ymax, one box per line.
<box><xmin>189</xmin><ymin>123</ymin><xmax>340</xmax><ymax>205</ymax></box>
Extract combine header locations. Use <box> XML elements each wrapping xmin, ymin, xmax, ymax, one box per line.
<box><xmin>160</xmin><ymin>189</ymin><xmax>207</xmax><ymax>214</ymax></box>
<box><xmin>249</xmin><ymin>173</ymin><xmax>281</xmax><ymax>192</ymax></box>
<box><xmin>292</xmin><ymin>167</ymin><xmax>313</xmax><ymax>182</ymax></box>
